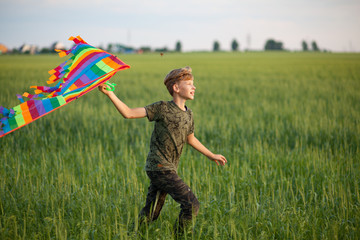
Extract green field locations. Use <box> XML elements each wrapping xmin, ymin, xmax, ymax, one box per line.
<box><xmin>0</xmin><ymin>52</ymin><xmax>359</xmax><ymax>239</ymax></box>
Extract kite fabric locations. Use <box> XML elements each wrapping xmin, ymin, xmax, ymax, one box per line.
<box><xmin>0</xmin><ymin>36</ymin><xmax>130</xmax><ymax>137</ymax></box>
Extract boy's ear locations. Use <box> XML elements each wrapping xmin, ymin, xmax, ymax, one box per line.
<box><xmin>173</xmin><ymin>83</ymin><xmax>179</xmax><ymax>94</ymax></box>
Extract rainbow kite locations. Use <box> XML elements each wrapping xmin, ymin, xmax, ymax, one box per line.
<box><xmin>0</xmin><ymin>36</ymin><xmax>130</xmax><ymax>137</ymax></box>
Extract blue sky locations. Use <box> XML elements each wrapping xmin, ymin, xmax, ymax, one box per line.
<box><xmin>1</xmin><ymin>0</ymin><xmax>359</xmax><ymax>52</ymax></box>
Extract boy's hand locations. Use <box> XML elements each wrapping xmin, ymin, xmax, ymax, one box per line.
<box><xmin>209</xmin><ymin>154</ymin><xmax>227</xmax><ymax>166</ymax></box>
<box><xmin>187</xmin><ymin>133</ymin><xmax>228</xmax><ymax>166</ymax></box>
<box><xmin>98</xmin><ymin>83</ymin><xmax>111</xmax><ymax>96</ymax></box>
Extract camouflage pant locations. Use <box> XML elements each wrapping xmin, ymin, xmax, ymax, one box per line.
<box><xmin>139</xmin><ymin>170</ymin><xmax>200</xmax><ymax>232</ymax></box>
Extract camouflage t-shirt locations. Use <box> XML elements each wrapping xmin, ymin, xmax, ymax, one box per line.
<box><xmin>144</xmin><ymin>101</ymin><xmax>194</xmax><ymax>172</ymax></box>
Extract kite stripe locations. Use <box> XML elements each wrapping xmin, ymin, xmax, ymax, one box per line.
<box><xmin>0</xmin><ymin>36</ymin><xmax>130</xmax><ymax>137</ymax></box>
<box><xmin>57</xmin><ymin>52</ymin><xmax>110</xmax><ymax>95</ymax></box>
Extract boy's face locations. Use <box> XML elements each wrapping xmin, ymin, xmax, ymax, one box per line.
<box><xmin>174</xmin><ymin>79</ymin><xmax>196</xmax><ymax>100</ymax></box>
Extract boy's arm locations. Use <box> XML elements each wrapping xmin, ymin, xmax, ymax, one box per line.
<box><xmin>98</xmin><ymin>84</ymin><xmax>146</xmax><ymax>119</ymax></box>
<box><xmin>187</xmin><ymin>133</ymin><xmax>227</xmax><ymax>166</ymax></box>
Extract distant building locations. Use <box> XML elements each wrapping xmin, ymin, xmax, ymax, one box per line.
<box><xmin>0</xmin><ymin>44</ymin><xmax>8</xmax><ymax>54</ymax></box>
<box><xmin>115</xmin><ymin>44</ymin><xmax>136</xmax><ymax>54</ymax></box>
<box><xmin>51</xmin><ymin>42</ymin><xmax>66</xmax><ymax>51</ymax></box>
<box><xmin>19</xmin><ymin>44</ymin><xmax>38</xmax><ymax>54</ymax></box>
<box><xmin>108</xmin><ymin>43</ymin><xmax>137</xmax><ymax>54</ymax></box>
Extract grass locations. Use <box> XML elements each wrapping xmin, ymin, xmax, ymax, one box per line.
<box><xmin>0</xmin><ymin>52</ymin><xmax>359</xmax><ymax>239</ymax></box>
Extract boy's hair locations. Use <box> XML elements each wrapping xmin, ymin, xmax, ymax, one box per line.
<box><xmin>164</xmin><ymin>67</ymin><xmax>193</xmax><ymax>96</ymax></box>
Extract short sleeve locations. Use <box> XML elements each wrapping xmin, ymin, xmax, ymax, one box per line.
<box><xmin>145</xmin><ymin>101</ymin><xmax>164</xmax><ymax>122</ymax></box>
<box><xmin>188</xmin><ymin>110</ymin><xmax>194</xmax><ymax>135</ymax></box>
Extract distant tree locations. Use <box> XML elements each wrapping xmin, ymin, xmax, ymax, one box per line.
<box><xmin>264</xmin><ymin>39</ymin><xmax>283</xmax><ymax>50</ymax></box>
<box><xmin>213</xmin><ymin>41</ymin><xmax>220</xmax><ymax>51</ymax></box>
<box><xmin>265</xmin><ymin>39</ymin><xmax>275</xmax><ymax>50</ymax></box>
<box><xmin>302</xmin><ymin>40</ymin><xmax>308</xmax><ymax>51</ymax></box>
<box><xmin>40</xmin><ymin>48</ymin><xmax>51</xmax><ymax>54</ymax></box>
<box><xmin>140</xmin><ymin>46</ymin><xmax>152</xmax><ymax>53</ymax></box>
<box><xmin>231</xmin><ymin>39</ymin><xmax>239</xmax><ymax>51</ymax></box>
<box><xmin>155</xmin><ymin>47</ymin><xmax>168</xmax><ymax>53</ymax></box>
<box><xmin>107</xmin><ymin>43</ymin><xmax>113</xmax><ymax>53</ymax></box>
<box><xmin>11</xmin><ymin>48</ymin><xmax>20</xmax><ymax>54</ymax></box>
<box><xmin>175</xmin><ymin>41</ymin><xmax>182</xmax><ymax>52</ymax></box>
<box><xmin>311</xmin><ymin>41</ymin><xmax>319</xmax><ymax>51</ymax></box>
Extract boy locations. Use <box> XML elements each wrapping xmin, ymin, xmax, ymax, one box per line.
<box><xmin>98</xmin><ymin>66</ymin><xmax>227</xmax><ymax>235</ymax></box>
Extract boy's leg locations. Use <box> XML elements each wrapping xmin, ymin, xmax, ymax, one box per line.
<box><xmin>147</xmin><ymin>171</ymin><xmax>200</xmax><ymax>233</ymax></box>
<box><xmin>139</xmin><ymin>173</ymin><xmax>168</xmax><ymax>223</ymax></box>
<box><xmin>130</xmin><ymin>184</ymin><xmax>166</xmax><ymax>236</ymax></box>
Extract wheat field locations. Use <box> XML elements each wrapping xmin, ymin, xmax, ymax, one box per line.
<box><xmin>0</xmin><ymin>52</ymin><xmax>359</xmax><ymax>239</ymax></box>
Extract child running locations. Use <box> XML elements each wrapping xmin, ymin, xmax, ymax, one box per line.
<box><xmin>98</xmin><ymin>66</ymin><xmax>227</xmax><ymax>236</ymax></box>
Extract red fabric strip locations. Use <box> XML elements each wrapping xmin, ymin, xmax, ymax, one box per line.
<box><xmin>27</xmin><ymin>100</ymin><xmax>40</xmax><ymax>119</ymax></box>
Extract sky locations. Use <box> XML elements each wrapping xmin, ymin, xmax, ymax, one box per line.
<box><xmin>1</xmin><ymin>0</ymin><xmax>360</xmax><ymax>52</ymax></box>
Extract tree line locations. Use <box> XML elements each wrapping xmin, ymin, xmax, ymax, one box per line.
<box><xmin>2</xmin><ymin>38</ymin><xmax>323</xmax><ymax>55</ymax></box>
<box><xmin>212</xmin><ymin>39</ymin><xmax>321</xmax><ymax>52</ymax></box>
<box><xmin>105</xmin><ymin>39</ymin><xmax>322</xmax><ymax>53</ymax></box>
<box><xmin>263</xmin><ymin>39</ymin><xmax>320</xmax><ymax>51</ymax></box>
